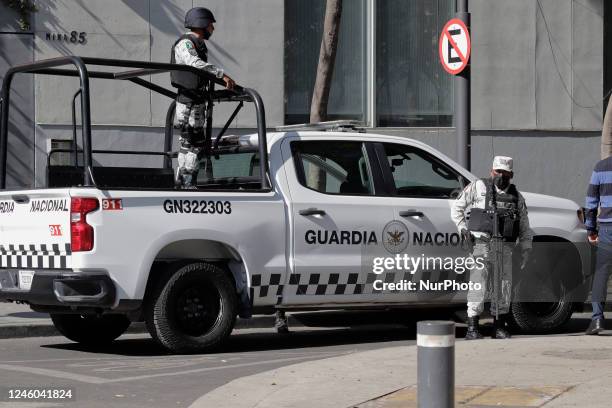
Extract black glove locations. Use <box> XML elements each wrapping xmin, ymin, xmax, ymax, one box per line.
<box><xmin>520</xmin><ymin>247</ymin><xmax>532</xmax><ymax>269</ymax></box>
<box><xmin>460</xmin><ymin>229</ymin><xmax>474</xmax><ymax>253</ymax></box>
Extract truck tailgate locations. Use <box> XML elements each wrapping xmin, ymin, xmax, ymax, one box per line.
<box><xmin>0</xmin><ymin>190</ymin><xmax>72</xmax><ymax>269</ymax></box>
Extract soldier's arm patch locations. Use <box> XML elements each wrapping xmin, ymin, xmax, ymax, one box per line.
<box><xmin>184</xmin><ymin>41</ymin><xmax>198</xmax><ymax>56</ymax></box>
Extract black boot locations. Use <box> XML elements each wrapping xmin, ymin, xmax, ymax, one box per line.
<box><xmin>465</xmin><ymin>316</ymin><xmax>483</xmax><ymax>340</ymax></box>
<box><xmin>493</xmin><ymin>315</ymin><xmax>511</xmax><ymax>339</ymax></box>
<box><xmin>585</xmin><ymin>318</ymin><xmax>605</xmax><ymax>335</ymax></box>
<box><xmin>274</xmin><ymin>311</ymin><xmax>289</xmax><ymax>334</ymax></box>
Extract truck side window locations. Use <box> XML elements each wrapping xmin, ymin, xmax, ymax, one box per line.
<box><xmin>291</xmin><ymin>141</ymin><xmax>374</xmax><ymax>196</ymax></box>
<box><xmin>382</xmin><ymin>143</ymin><xmax>467</xmax><ymax>198</ymax></box>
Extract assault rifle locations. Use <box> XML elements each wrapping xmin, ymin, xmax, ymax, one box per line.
<box><xmin>488</xmin><ymin>205</ymin><xmax>519</xmax><ymax>321</ymax></box>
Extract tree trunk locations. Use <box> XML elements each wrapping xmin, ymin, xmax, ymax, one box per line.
<box><xmin>308</xmin><ymin>0</ymin><xmax>343</xmax><ymax>192</ymax></box>
<box><xmin>310</xmin><ymin>0</ymin><xmax>343</xmax><ymax>124</ymax></box>
<box><xmin>602</xmin><ymin>97</ymin><xmax>612</xmax><ymax>159</ymax></box>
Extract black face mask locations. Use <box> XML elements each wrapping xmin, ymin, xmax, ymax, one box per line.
<box><xmin>203</xmin><ymin>30</ymin><xmax>212</xmax><ymax>40</ymax></box>
<box><xmin>493</xmin><ymin>174</ymin><xmax>510</xmax><ymax>190</ymax></box>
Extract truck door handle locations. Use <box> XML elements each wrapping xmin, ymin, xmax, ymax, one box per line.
<box><xmin>400</xmin><ymin>210</ymin><xmax>424</xmax><ymax>218</ymax></box>
<box><xmin>299</xmin><ymin>208</ymin><xmax>326</xmax><ymax>216</ymax></box>
<box><xmin>11</xmin><ymin>194</ymin><xmax>29</xmax><ymax>204</ymax></box>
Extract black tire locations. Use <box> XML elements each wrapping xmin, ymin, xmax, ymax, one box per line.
<box><xmin>508</xmin><ymin>242</ymin><xmax>577</xmax><ymax>333</ymax></box>
<box><xmin>145</xmin><ymin>262</ymin><xmax>237</xmax><ymax>354</ymax></box>
<box><xmin>50</xmin><ymin>314</ymin><xmax>131</xmax><ymax>345</ymax></box>
<box><xmin>509</xmin><ymin>292</ymin><xmax>573</xmax><ymax>333</ymax></box>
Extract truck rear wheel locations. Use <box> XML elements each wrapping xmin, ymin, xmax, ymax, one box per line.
<box><xmin>50</xmin><ymin>314</ymin><xmax>131</xmax><ymax>345</ymax></box>
<box><xmin>145</xmin><ymin>262</ymin><xmax>237</xmax><ymax>354</ymax></box>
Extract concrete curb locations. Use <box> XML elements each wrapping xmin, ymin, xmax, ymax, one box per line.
<box><xmin>0</xmin><ymin>315</ymin><xmax>304</xmax><ymax>340</ymax></box>
<box><xmin>0</xmin><ymin>323</ymin><xmax>60</xmax><ymax>339</ymax></box>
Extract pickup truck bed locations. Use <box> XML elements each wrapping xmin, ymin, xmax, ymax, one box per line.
<box><xmin>48</xmin><ymin>166</ymin><xmax>175</xmax><ymax>189</ymax></box>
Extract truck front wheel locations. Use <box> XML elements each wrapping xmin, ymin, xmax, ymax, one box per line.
<box><xmin>145</xmin><ymin>262</ymin><xmax>237</xmax><ymax>354</ymax></box>
<box><xmin>508</xmin><ymin>296</ymin><xmax>573</xmax><ymax>334</ymax></box>
<box><xmin>50</xmin><ymin>314</ymin><xmax>131</xmax><ymax>345</ymax></box>
<box><xmin>508</xmin><ymin>241</ymin><xmax>579</xmax><ymax>333</ymax></box>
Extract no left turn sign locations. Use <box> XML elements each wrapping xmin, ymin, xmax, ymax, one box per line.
<box><xmin>439</xmin><ymin>18</ymin><xmax>471</xmax><ymax>75</ymax></box>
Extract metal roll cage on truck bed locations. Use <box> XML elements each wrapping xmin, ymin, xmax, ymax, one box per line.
<box><xmin>0</xmin><ymin>56</ymin><xmax>270</xmax><ymax>190</ymax></box>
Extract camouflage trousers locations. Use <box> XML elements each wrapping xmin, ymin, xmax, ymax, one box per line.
<box><xmin>175</xmin><ymin>102</ymin><xmax>205</xmax><ymax>188</ymax></box>
<box><xmin>467</xmin><ymin>237</ymin><xmax>514</xmax><ymax>318</ymax></box>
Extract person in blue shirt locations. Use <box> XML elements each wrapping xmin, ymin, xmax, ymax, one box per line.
<box><xmin>585</xmin><ymin>156</ymin><xmax>612</xmax><ymax>334</ymax></box>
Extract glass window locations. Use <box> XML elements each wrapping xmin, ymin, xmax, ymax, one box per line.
<box><xmin>50</xmin><ymin>139</ymin><xmax>74</xmax><ymax>166</ymax></box>
<box><xmin>196</xmin><ymin>152</ymin><xmax>260</xmax><ymax>185</ymax></box>
<box><xmin>292</xmin><ymin>141</ymin><xmax>374</xmax><ymax>195</ymax></box>
<box><xmin>284</xmin><ymin>0</ymin><xmax>367</xmax><ymax>124</ymax></box>
<box><xmin>376</xmin><ymin>0</ymin><xmax>454</xmax><ymax>127</ymax></box>
<box><xmin>382</xmin><ymin>143</ymin><xmax>466</xmax><ymax>198</ymax></box>
<box><xmin>205</xmin><ymin>153</ymin><xmax>260</xmax><ymax>178</ymax></box>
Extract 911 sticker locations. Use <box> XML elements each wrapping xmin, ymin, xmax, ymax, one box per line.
<box><xmin>163</xmin><ymin>200</ymin><xmax>231</xmax><ymax>215</ymax></box>
<box><xmin>102</xmin><ymin>199</ymin><xmax>123</xmax><ymax>211</ymax></box>
<box><xmin>49</xmin><ymin>225</ymin><xmax>62</xmax><ymax>236</ymax></box>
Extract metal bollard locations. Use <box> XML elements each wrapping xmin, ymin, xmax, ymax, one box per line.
<box><xmin>417</xmin><ymin>321</ymin><xmax>455</xmax><ymax>408</ymax></box>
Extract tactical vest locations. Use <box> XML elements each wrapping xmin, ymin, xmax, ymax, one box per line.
<box><xmin>467</xmin><ymin>178</ymin><xmax>521</xmax><ymax>241</ymax></box>
<box><xmin>170</xmin><ymin>33</ymin><xmax>208</xmax><ymax>103</ymax></box>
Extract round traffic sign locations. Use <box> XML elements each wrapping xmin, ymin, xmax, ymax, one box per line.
<box><xmin>439</xmin><ymin>18</ymin><xmax>471</xmax><ymax>75</ymax></box>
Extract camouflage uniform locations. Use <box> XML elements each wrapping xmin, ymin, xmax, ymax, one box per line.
<box><xmin>172</xmin><ymin>33</ymin><xmax>224</xmax><ymax>188</ymax></box>
<box><xmin>451</xmin><ymin>178</ymin><xmax>533</xmax><ymax>317</ymax></box>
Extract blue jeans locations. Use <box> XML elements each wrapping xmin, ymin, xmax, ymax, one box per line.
<box><xmin>591</xmin><ymin>224</ymin><xmax>612</xmax><ymax>320</ymax></box>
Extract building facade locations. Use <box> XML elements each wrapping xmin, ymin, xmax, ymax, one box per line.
<box><xmin>0</xmin><ymin>0</ymin><xmax>606</xmax><ymax>204</ymax></box>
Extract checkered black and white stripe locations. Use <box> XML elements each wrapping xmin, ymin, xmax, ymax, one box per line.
<box><xmin>250</xmin><ymin>269</ymin><xmax>469</xmax><ymax>299</ymax></box>
<box><xmin>249</xmin><ymin>273</ymin><xmax>284</xmax><ymax>304</ymax></box>
<box><xmin>289</xmin><ymin>272</ymin><xmax>364</xmax><ymax>296</ymax></box>
<box><xmin>0</xmin><ymin>243</ymin><xmax>72</xmax><ymax>269</ymax></box>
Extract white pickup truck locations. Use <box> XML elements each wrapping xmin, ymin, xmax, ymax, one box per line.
<box><xmin>0</xmin><ymin>58</ymin><xmax>591</xmax><ymax>353</ymax></box>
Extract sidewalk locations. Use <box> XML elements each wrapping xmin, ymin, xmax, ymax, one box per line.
<box><xmin>189</xmin><ymin>329</ymin><xmax>612</xmax><ymax>408</ymax></box>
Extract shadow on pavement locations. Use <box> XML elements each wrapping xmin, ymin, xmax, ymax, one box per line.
<box><xmin>7</xmin><ymin>312</ymin><xmax>49</xmax><ymax>319</ymax></box>
<box><xmin>545</xmin><ymin>316</ymin><xmax>612</xmax><ymax>335</ymax></box>
<box><xmin>39</xmin><ymin>309</ymin><xmax>456</xmax><ymax>357</ymax></box>
<box><xmin>39</xmin><ymin>312</ymin><xmax>609</xmax><ymax>357</ymax></box>
<box><xmin>291</xmin><ymin>308</ymin><xmax>458</xmax><ymax>327</ymax></box>
<box><xmin>222</xmin><ymin>326</ymin><xmax>418</xmax><ymax>353</ymax></box>
<box><xmin>41</xmin><ymin>326</ymin><xmax>419</xmax><ymax>357</ymax></box>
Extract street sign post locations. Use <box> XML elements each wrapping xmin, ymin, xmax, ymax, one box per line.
<box><xmin>440</xmin><ymin>1</ymin><xmax>471</xmax><ymax>172</ymax></box>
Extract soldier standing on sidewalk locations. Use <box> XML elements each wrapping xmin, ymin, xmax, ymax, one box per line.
<box><xmin>451</xmin><ymin>156</ymin><xmax>533</xmax><ymax>340</ymax></box>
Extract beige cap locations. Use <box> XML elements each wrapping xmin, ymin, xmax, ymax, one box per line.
<box><xmin>492</xmin><ymin>156</ymin><xmax>513</xmax><ymax>172</ymax></box>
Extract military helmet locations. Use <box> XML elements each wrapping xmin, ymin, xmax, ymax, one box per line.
<box><xmin>184</xmin><ymin>7</ymin><xmax>216</xmax><ymax>29</ymax></box>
